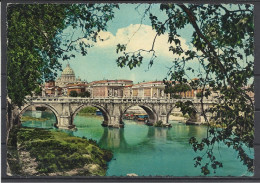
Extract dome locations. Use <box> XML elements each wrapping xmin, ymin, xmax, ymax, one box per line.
<box><xmin>62</xmin><ymin>63</ymin><xmax>75</xmax><ymax>76</ymax></box>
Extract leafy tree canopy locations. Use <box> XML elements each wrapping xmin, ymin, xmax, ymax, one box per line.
<box><xmin>7</xmin><ymin>4</ymin><xmax>118</xmax><ymax>107</ymax></box>
<box><xmin>69</xmin><ymin>91</ymin><xmax>78</xmax><ymax>97</ymax></box>
<box><xmin>116</xmin><ymin>4</ymin><xmax>254</xmax><ymax>175</ymax></box>
<box><xmin>78</xmin><ymin>91</ymin><xmax>91</xmax><ymax>98</ymax></box>
<box><xmin>165</xmin><ymin>83</ymin><xmax>191</xmax><ymax>94</ymax></box>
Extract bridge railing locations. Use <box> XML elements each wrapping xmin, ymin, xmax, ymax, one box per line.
<box><xmin>25</xmin><ymin>96</ymin><xmax>216</xmax><ymax>104</ymax></box>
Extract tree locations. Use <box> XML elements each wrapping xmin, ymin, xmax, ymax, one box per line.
<box><xmin>33</xmin><ymin>85</ymin><xmax>42</xmax><ymax>96</ymax></box>
<box><xmin>196</xmin><ymin>91</ymin><xmax>202</xmax><ymax>98</ymax></box>
<box><xmin>164</xmin><ymin>83</ymin><xmax>191</xmax><ymax>98</ymax></box>
<box><xmin>69</xmin><ymin>91</ymin><xmax>78</xmax><ymax>97</ymax></box>
<box><xmin>7</xmin><ymin>4</ymin><xmax>119</xmax><ymax>107</ymax></box>
<box><xmin>116</xmin><ymin>4</ymin><xmax>254</xmax><ymax>175</ymax></box>
<box><xmin>78</xmin><ymin>91</ymin><xmax>91</xmax><ymax>98</ymax></box>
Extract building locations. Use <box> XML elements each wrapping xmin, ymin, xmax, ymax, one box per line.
<box><xmin>43</xmin><ymin>63</ymin><xmax>87</xmax><ymax>96</ymax></box>
<box><xmin>88</xmin><ymin>80</ymin><xmax>133</xmax><ymax>98</ymax></box>
<box><xmin>55</xmin><ymin>63</ymin><xmax>79</xmax><ymax>87</ymax></box>
<box><xmin>67</xmin><ymin>83</ymin><xmax>87</xmax><ymax>96</ymax></box>
<box><xmin>130</xmin><ymin>81</ymin><xmax>166</xmax><ymax>98</ymax></box>
<box><xmin>43</xmin><ymin>81</ymin><xmax>62</xmax><ymax>96</ymax></box>
<box><xmin>42</xmin><ymin>63</ymin><xmax>219</xmax><ymax>100</ymax></box>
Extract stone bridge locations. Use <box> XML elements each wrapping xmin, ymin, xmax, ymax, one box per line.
<box><xmin>15</xmin><ymin>97</ymin><xmax>215</xmax><ymax>129</ymax></box>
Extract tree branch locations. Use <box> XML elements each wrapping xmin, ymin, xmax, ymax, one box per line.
<box><xmin>179</xmin><ymin>4</ymin><xmax>254</xmax><ymax>109</ymax></box>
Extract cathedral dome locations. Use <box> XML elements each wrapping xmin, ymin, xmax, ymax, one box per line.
<box><xmin>62</xmin><ymin>63</ymin><xmax>75</xmax><ymax>76</ymax></box>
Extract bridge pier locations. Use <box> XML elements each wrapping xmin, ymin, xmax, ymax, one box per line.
<box><xmin>158</xmin><ymin>115</ymin><xmax>168</xmax><ymax>124</ymax></box>
<box><xmin>108</xmin><ymin>116</ymin><xmax>124</xmax><ymax>128</ymax></box>
<box><xmin>16</xmin><ymin>97</ymin><xmax>213</xmax><ymax>130</ymax></box>
<box><xmin>56</xmin><ymin>116</ymin><xmax>75</xmax><ymax>129</ymax></box>
<box><xmin>157</xmin><ymin>105</ymin><xmax>171</xmax><ymax>127</ymax></box>
<box><xmin>107</xmin><ymin>104</ymin><xmax>124</xmax><ymax>128</ymax></box>
<box><xmin>55</xmin><ymin>104</ymin><xmax>76</xmax><ymax>129</ymax></box>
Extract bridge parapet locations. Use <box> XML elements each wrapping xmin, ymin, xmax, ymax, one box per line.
<box><xmin>25</xmin><ymin>97</ymin><xmax>208</xmax><ymax>104</ymax></box>
<box><xmin>18</xmin><ymin>96</ymin><xmax>216</xmax><ymax>129</ymax></box>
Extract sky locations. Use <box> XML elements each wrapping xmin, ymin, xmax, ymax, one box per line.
<box><xmin>57</xmin><ymin>4</ymin><xmax>196</xmax><ymax>84</ymax></box>
<box><xmin>56</xmin><ymin>3</ymin><xmax>253</xmax><ymax>84</ymax></box>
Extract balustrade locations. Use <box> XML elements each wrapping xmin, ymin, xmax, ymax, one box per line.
<box><xmin>25</xmin><ymin>96</ymin><xmax>215</xmax><ymax>105</ymax></box>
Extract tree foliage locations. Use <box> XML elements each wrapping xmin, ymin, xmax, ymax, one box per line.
<box><xmin>165</xmin><ymin>83</ymin><xmax>191</xmax><ymax>95</ymax></box>
<box><xmin>78</xmin><ymin>91</ymin><xmax>91</xmax><ymax>98</ymax></box>
<box><xmin>69</xmin><ymin>91</ymin><xmax>78</xmax><ymax>97</ymax></box>
<box><xmin>79</xmin><ymin>106</ymin><xmax>97</xmax><ymax>114</ymax></box>
<box><xmin>116</xmin><ymin>4</ymin><xmax>254</xmax><ymax>175</ymax></box>
<box><xmin>7</xmin><ymin>4</ymin><xmax>118</xmax><ymax>107</ymax></box>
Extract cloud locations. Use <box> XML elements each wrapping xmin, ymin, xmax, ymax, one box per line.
<box><xmin>88</xmin><ymin>24</ymin><xmax>191</xmax><ymax>60</ymax></box>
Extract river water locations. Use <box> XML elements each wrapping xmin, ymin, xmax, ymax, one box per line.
<box><xmin>21</xmin><ymin>111</ymin><xmax>253</xmax><ymax>177</ymax></box>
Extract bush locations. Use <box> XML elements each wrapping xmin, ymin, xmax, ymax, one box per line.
<box><xmin>196</xmin><ymin>92</ymin><xmax>202</xmax><ymax>98</ymax></box>
<box><xmin>173</xmin><ymin>94</ymin><xmax>182</xmax><ymax>99</ymax></box>
<box><xmin>102</xmin><ymin>149</ymin><xmax>113</xmax><ymax>162</ymax></box>
<box><xmin>69</xmin><ymin>91</ymin><xmax>78</xmax><ymax>97</ymax></box>
<box><xmin>88</xmin><ymin>138</ymin><xmax>98</xmax><ymax>145</ymax></box>
<box><xmin>79</xmin><ymin>106</ymin><xmax>97</xmax><ymax>114</ymax></box>
<box><xmin>78</xmin><ymin>91</ymin><xmax>91</xmax><ymax>98</ymax></box>
<box><xmin>154</xmin><ymin>120</ymin><xmax>163</xmax><ymax>127</ymax></box>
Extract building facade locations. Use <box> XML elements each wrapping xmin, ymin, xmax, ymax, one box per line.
<box><xmin>44</xmin><ymin>63</ymin><xmax>86</xmax><ymax>96</ymax></box>
<box><xmin>42</xmin><ymin>63</ymin><xmax>219</xmax><ymax>100</ymax></box>
<box><xmin>89</xmin><ymin>80</ymin><xmax>133</xmax><ymax>98</ymax></box>
<box><xmin>55</xmin><ymin>63</ymin><xmax>78</xmax><ymax>88</ymax></box>
<box><xmin>125</xmin><ymin>81</ymin><xmax>167</xmax><ymax>98</ymax></box>
<box><xmin>67</xmin><ymin>83</ymin><xmax>87</xmax><ymax>96</ymax></box>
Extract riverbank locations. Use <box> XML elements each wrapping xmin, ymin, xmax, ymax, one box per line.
<box><xmin>7</xmin><ymin>126</ymin><xmax>113</xmax><ymax>176</ymax></box>
<box><xmin>77</xmin><ymin>112</ymin><xmax>102</xmax><ymax>117</ymax></box>
<box><xmin>168</xmin><ymin>114</ymin><xmax>188</xmax><ymax>122</ymax></box>
<box><xmin>21</xmin><ymin>116</ymin><xmax>50</xmax><ymax>122</ymax></box>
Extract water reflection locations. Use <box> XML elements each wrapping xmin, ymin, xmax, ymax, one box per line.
<box><xmin>21</xmin><ymin>111</ymin><xmax>253</xmax><ymax>176</ymax></box>
<box><xmin>98</xmin><ymin>128</ymin><xmax>128</xmax><ymax>151</ymax></box>
<box><xmin>21</xmin><ymin>111</ymin><xmax>55</xmax><ymax>129</ymax></box>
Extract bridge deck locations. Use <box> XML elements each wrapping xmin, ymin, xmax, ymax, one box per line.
<box><xmin>26</xmin><ymin>97</ymin><xmax>215</xmax><ymax>104</ymax></box>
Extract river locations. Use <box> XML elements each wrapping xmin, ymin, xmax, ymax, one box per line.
<box><xmin>21</xmin><ymin>111</ymin><xmax>253</xmax><ymax>177</ymax></box>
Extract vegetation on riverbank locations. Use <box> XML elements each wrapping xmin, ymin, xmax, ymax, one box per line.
<box><xmin>78</xmin><ymin>106</ymin><xmax>97</xmax><ymax>114</ymax></box>
<box><xmin>7</xmin><ymin>126</ymin><xmax>113</xmax><ymax>176</ymax></box>
<box><xmin>170</xmin><ymin>113</ymin><xmax>189</xmax><ymax>118</ymax></box>
<box><xmin>21</xmin><ymin>116</ymin><xmax>49</xmax><ymax>122</ymax></box>
<box><xmin>153</xmin><ymin>120</ymin><xmax>163</xmax><ymax>127</ymax></box>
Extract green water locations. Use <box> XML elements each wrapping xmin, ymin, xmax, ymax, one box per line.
<box><xmin>21</xmin><ymin>111</ymin><xmax>254</xmax><ymax>177</ymax></box>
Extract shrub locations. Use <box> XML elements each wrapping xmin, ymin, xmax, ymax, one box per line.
<box><xmin>69</xmin><ymin>91</ymin><xmax>78</xmax><ymax>97</ymax></box>
<box><xmin>78</xmin><ymin>91</ymin><xmax>91</xmax><ymax>98</ymax></box>
<box><xmin>79</xmin><ymin>106</ymin><xmax>97</xmax><ymax>114</ymax></box>
<box><xmin>196</xmin><ymin>92</ymin><xmax>202</xmax><ymax>98</ymax></box>
<box><xmin>154</xmin><ymin>120</ymin><xmax>163</xmax><ymax>127</ymax></box>
<box><xmin>173</xmin><ymin>94</ymin><xmax>182</xmax><ymax>99</ymax></box>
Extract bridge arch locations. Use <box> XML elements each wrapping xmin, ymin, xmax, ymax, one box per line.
<box><xmin>122</xmin><ymin>104</ymin><xmax>157</xmax><ymax>123</ymax></box>
<box><xmin>72</xmin><ymin>104</ymin><xmax>111</xmax><ymax>126</ymax></box>
<box><xmin>18</xmin><ymin>104</ymin><xmax>59</xmax><ymax>126</ymax></box>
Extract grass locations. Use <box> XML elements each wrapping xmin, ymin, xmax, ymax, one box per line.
<box><xmin>7</xmin><ymin>126</ymin><xmax>113</xmax><ymax>176</ymax></box>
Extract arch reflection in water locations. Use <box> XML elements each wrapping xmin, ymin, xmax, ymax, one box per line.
<box><xmin>21</xmin><ymin>110</ymin><xmax>56</xmax><ymax>129</ymax></box>
<box><xmin>98</xmin><ymin>121</ymin><xmax>174</xmax><ymax>153</ymax></box>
